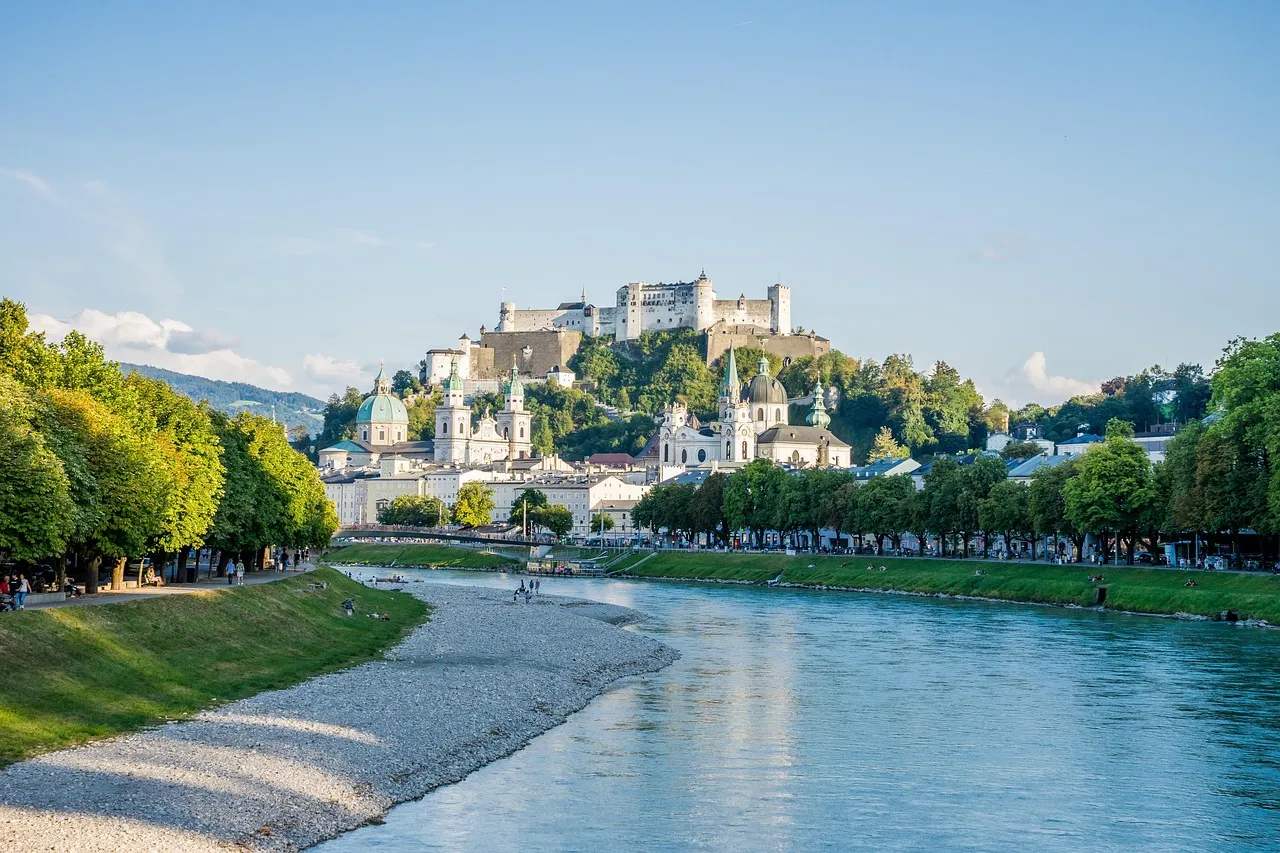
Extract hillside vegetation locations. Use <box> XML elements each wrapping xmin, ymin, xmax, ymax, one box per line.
<box><xmin>0</xmin><ymin>567</ymin><xmax>426</xmax><ymax>766</ymax></box>
<box><xmin>345</xmin><ymin>328</ymin><xmax>1213</xmax><ymax>465</ymax></box>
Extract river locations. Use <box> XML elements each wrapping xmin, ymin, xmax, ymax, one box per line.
<box><xmin>315</xmin><ymin>570</ymin><xmax>1280</xmax><ymax>852</ymax></box>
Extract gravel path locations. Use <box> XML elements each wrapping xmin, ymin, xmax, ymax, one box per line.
<box><xmin>0</xmin><ymin>583</ymin><xmax>678</xmax><ymax>851</ymax></box>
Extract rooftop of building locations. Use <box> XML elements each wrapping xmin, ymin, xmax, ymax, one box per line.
<box><xmin>756</xmin><ymin>425</ymin><xmax>851</xmax><ymax>448</ymax></box>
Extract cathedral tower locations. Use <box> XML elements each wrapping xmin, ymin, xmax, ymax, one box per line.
<box><xmin>496</xmin><ymin>359</ymin><xmax>533</xmax><ymax>460</ymax></box>
<box><xmin>434</xmin><ymin>357</ymin><xmax>470</xmax><ymax>463</ymax></box>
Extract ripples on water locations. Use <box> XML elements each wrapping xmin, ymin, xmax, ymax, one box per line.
<box><xmin>315</xmin><ymin>572</ymin><xmax>1280</xmax><ymax>852</ymax></box>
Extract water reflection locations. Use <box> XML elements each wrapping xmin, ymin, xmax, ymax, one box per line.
<box><xmin>316</xmin><ymin>571</ymin><xmax>1280</xmax><ymax>852</ymax></box>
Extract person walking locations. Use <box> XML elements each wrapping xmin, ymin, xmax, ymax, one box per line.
<box><xmin>15</xmin><ymin>574</ymin><xmax>30</xmax><ymax>610</ymax></box>
<box><xmin>227</xmin><ymin>560</ymin><xmax>236</xmax><ymax>586</ymax></box>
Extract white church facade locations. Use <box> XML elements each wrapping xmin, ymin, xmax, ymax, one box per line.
<box><xmin>433</xmin><ymin>357</ymin><xmax>534</xmax><ymax>465</ymax></box>
<box><xmin>656</xmin><ymin>349</ymin><xmax>850</xmax><ymax>470</ymax></box>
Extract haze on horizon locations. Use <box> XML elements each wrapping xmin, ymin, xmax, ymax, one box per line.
<box><xmin>2</xmin><ymin>2</ymin><xmax>1277</xmax><ymax>404</ymax></box>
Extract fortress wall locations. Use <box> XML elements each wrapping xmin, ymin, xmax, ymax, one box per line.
<box><xmin>478</xmin><ymin>329</ymin><xmax>583</xmax><ymax>379</ymax></box>
<box><xmin>508</xmin><ymin>309</ymin><xmax>564</xmax><ymax>332</ymax></box>
<box><xmin>711</xmin><ymin>299</ymin><xmax>774</xmax><ymax>330</ymax></box>
<box><xmin>704</xmin><ymin>325</ymin><xmax>830</xmax><ymax>366</ymax></box>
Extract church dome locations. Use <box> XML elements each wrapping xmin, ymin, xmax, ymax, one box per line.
<box><xmin>742</xmin><ymin>356</ymin><xmax>788</xmax><ymax>406</ymax></box>
<box><xmin>356</xmin><ymin>392</ymin><xmax>409</xmax><ymax>424</ymax></box>
<box><xmin>357</xmin><ymin>364</ymin><xmax>408</xmax><ymax>424</ymax></box>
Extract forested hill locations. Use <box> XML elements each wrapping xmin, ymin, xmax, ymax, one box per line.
<box><xmin>120</xmin><ymin>363</ymin><xmax>326</xmax><ymax>434</ymax></box>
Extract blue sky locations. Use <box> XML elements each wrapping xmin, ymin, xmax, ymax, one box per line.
<box><xmin>2</xmin><ymin>1</ymin><xmax>1277</xmax><ymax>403</ymax></box>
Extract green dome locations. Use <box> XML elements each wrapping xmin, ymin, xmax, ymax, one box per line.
<box><xmin>356</xmin><ymin>392</ymin><xmax>409</xmax><ymax>424</ymax></box>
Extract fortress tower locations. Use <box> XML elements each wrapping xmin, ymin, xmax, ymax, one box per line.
<box><xmin>768</xmin><ymin>283</ymin><xmax>791</xmax><ymax>335</ymax></box>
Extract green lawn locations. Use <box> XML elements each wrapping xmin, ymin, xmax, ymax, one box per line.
<box><xmin>626</xmin><ymin>552</ymin><xmax>1280</xmax><ymax>624</ymax></box>
<box><xmin>0</xmin><ymin>566</ymin><xmax>427</xmax><ymax>767</ymax></box>
<box><xmin>328</xmin><ymin>542</ymin><xmax>518</xmax><ymax>569</ymax></box>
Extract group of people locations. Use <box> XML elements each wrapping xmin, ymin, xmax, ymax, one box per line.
<box><xmin>0</xmin><ymin>575</ymin><xmax>31</xmax><ymax>611</ymax></box>
<box><xmin>514</xmin><ymin>578</ymin><xmax>542</xmax><ymax>603</ymax></box>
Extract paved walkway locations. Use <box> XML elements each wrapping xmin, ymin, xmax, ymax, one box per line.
<box><xmin>24</xmin><ymin>563</ymin><xmax>317</xmax><ymax>610</ymax></box>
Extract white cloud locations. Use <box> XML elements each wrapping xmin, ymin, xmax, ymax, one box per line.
<box><xmin>1</xmin><ymin>167</ymin><xmax>57</xmax><ymax>201</ymax></box>
<box><xmin>1020</xmin><ymin>352</ymin><xmax>1099</xmax><ymax>399</ymax></box>
<box><xmin>302</xmin><ymin>353</ymin><xmax>366</xmax><ymax>383</ymax></box>
<box><xmin>29</xmin><ymin>309</ymin><xmax>293</xmax><ymax>390</ymax></box>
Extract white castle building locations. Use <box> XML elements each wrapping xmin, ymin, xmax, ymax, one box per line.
<box><xmin>657</xmin><ymin>348</ymin><xmax>850</xmax><ymax>469</ymax></box>
<box><xmin>496</xmin><ymin>271</ymin><xmax>791</xmax><ymax>341</ymax></box>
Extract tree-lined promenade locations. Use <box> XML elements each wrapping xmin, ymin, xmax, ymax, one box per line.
<box><xmin>0</xmin><ymin>299</ymin><xmax>338</xmax><ymax>595</ymax></box>
<box><xmin>634</xmin><ymin>334</ymin><xmax>1280</xmax><ymax>567</ymax></box>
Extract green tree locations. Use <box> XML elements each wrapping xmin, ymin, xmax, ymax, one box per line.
<box><xmin>318</xmin><ymin>387</ymin><xmax>364</xmax><ymax>448</ymax></box>
<box><xmin>1028</xmin><ymin>457</ymin><xmax>1083</xmax><ymax>560</ymax></box>
<box><xmin>589</xmin><ymin>511</ymin><xmax>616</xmax><ymax>534</ymax></box>
<box><xmin>38</xmin><ymin>389</ymin><xmax>171</xmax><ymax>592</ymax></box>
<box><xmin>378</xmin><ymin>494</ymin><xmax>445</xmax><ymax>527</ymax></box>
<box><xmin>1000</xmin><ymin>441</ymin><xmax>1043</xmax><ymax>460</ymax></box>
<box><xmin>1063</xmin><ymin>419</ymin><xmax>1154</xmax><ymax>563</ymax></box>
<box><xmin>867</xmin><ymin>426</ymin><xmax>907</xmax><ymax>462</ymax></box>
<box><xmin>126</xmin><ymin>374</ymin><xmax>226</xmax><ymax>581</ymax></box>
<box><xmin>979</xmin><ymin>480</ymin><xmax>1032</xmax><ymax>556</ymax></box>
<box><xmin>509</xmin><ymin>489</ymin><xmax>549</xmax><ymax>526</ymax></box>
<box><xmin>391</xmin><ymin>369</ymin><xmax>419</xmax><ymax>396</ymax></box>
<box><xmin>858</xmin><ymin>473</ymin><xmax>916</xmax><ymax>553</ymax></box>
<box><xmin>724</xmin><ymin>459</ymin><xmax>787</xmax><ymax>546</ymax></box>
<box><xmin>453</xmin><ymin>481</ymin><xmax>495</xmax><ymax>528</ymax></box>
<box><xmin>689</xmin><ymin>472</ymin><xmax>730</xmax><ymax>545</ymax></box>
<box><xmin>537</xmin><ymin>505</ymin><xmax>575</xmax><ymax>538</ymax></box>
<box><xmin>0</xmin><ymin>379</ymin><xmax>75</xmax><ymax>562</ymax></box>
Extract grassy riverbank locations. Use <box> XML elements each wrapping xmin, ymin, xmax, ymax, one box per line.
<box><xmin>0</xmin><ymin>567</ymin><xmax>426</xmax><ymax>767</ymax></box>
<box><xmin>626</xmin><ymin>553</ymin><xmax>1280</xmax><ymax>624</ymax></box>
<box><xmin>328</xmin><ymin>542</ymin><xmax>519</xmax><ymax>569</ymax></box>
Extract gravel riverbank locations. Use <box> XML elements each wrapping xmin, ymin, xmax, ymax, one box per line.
<box><xmin>0</xmin><ymin>583</ymin><xmax>679</xmax><ymax>852</ymax></box>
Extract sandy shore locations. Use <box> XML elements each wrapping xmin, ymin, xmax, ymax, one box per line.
<box><xmin>0</xmin><ymin>583</ymin><xmax>679</xmax><ymax>852</ymax></box>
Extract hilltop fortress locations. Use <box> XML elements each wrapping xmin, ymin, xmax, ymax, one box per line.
<box><xmin>422</xmin><ymin>272</ymin><xmax>828</xmax><ymax>387</ymax></box>
<box><xmin>498</xmin><ymin>271</ymin><xmax>790</xmax><ymax>341</ymax></box>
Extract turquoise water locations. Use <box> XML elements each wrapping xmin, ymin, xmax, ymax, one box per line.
<box><xmin>316</xmin><ymin>571</ymin><xmax>1280</xmax><ymax>852</ymax></box>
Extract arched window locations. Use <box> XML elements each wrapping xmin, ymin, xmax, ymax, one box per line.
<box><xmin>681</xmin><ymin>449</ymin><xmax>688</xmax><ymax>464</ymax></box>
<box><xmin>520</xmin><ymin>426</ymin><xmax>525</xmax><ymax>438</ymax></box>
<box><xmin>442</xmin><ymin>421</ymin><xmax>447</xmax><ymax>434</ymax></box>
<box><xmin>663</xmin><ymin>444</ymin><xmax>669</xmax><ymax>462</ymax></box>
<box><xmin>697</xmin><ymin>449</ymin><xmax>706</xmax><ymax>462</ymax></box>
<box><xmin>757</xmin><ymin>408</ymin><xmax>764</xmax><ymax>421</ymax></box>
<box><xmin>361</xmin><ymin>428</ymin><xmax>368</xmax><ymax>440</ymax></box>
<box><xmin>775</xmin><ymin>408</ymin><xmax>781</xmax><ymax>422</ymax></box>
<box><xmin>726</xmin><ymin>440</ymin><xmax>732</xmax><ymax>459</ymax></box>
<box><xmin>791</xmin><ymin>450</ymin><xmax>801</xmax><ymax>464</ymax></box>
<box><xmin>503</xmin><ymin>427</ymin><xmax>510</xmax><ymax>439</ymax></box>
<box><xmin>458</xmin><ymin>419</ymin><xmax>465</xmax><ymax>435</ymax></box>
<box><xmin>742</xmin><ymin>440</ymin><xmax>748</xmax><ymax>458</ymax></box>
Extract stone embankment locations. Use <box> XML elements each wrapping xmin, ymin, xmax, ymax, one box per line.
<box><xmin>0</xmin><ymin>584</ymin><xmax>678</xmax><ymax>851</ymax></box>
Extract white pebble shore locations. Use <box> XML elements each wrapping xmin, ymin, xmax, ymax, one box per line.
<box><xmin>0</xmin><ymin>582</ymin><xmax>679</xmax><ymax>852</ymax></box>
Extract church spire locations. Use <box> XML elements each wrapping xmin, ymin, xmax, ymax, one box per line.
<box><xmin>374</xmin><ymin>360</ymin><xmax>391</xmax><ymax>395</ymax></box>
<box><xmin>721</xmin><ymin>347</ymin><xmax>741</xmax><ymax>398</ymax></box>
<box><xmin>806</xmin><ymin>380</ymin><xmax>831</xmax><ymax>429</ymax></box>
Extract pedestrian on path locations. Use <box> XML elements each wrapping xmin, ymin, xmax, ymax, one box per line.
<box><xmin>15</xmin><ymin>574</ymin><xmax>30</xmax><ymax>610</ymax></box>
<box><xmin>237</xmin><ymin>562</ymin><xmax>245</xmax><ymax>585</ymax></box>
<box><xmin>227</xmin><ymin>561</ymin><xmax>236</xmax><ymax>586</ymax></box>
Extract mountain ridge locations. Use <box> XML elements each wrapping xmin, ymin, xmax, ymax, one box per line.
<box><xmin>120</xmin><ymin>362</ymin><xmax>327</xmax><ymax>433</ymax></box>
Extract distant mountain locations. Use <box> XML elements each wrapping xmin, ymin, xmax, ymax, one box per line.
<box><xmin>120</xmin><ymin>363</ymin><xmax>327</xmax><ymax>434</ymax></box>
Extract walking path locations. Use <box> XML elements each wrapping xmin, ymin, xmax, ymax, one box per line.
<box><xmin>25</xmin><ymin>564</ymin><xmax>317</xmax><ymax>610</ymax></box>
